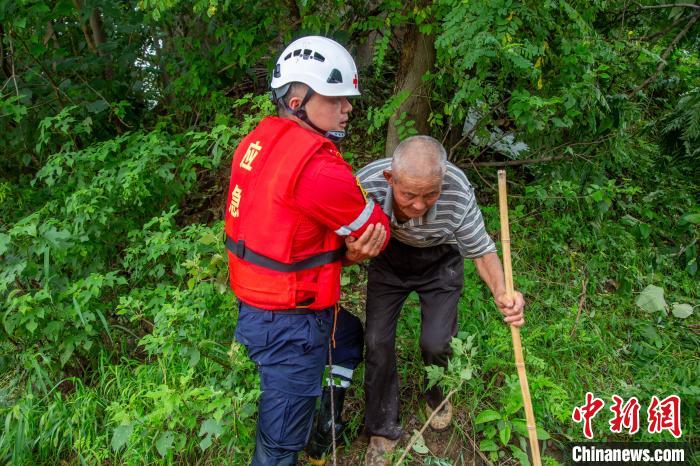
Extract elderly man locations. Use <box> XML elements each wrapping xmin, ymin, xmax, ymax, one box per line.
<box><xmin>356</xmin><ymin>135</ymin><xmax>525</xmax><ymax>464</ymax></box>
<box><xmin>225</xmin><ymin>36</ymin><xmax>389</xmax><ymax>465</ymax></box>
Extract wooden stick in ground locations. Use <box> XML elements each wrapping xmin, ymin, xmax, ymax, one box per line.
<box><xmin>497</xmin><ymin>170</ymin><xmax>542</xmax><ymax>466</ymax></box>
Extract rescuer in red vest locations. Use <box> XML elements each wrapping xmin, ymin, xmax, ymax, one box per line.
<box><xmin>225</xmin><ymin>36</ymin><xmax>390</xmax><ymax>465</ymax></box>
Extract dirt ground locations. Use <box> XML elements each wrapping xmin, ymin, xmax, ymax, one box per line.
<box><xmin>301</xmin><ymin>406</ymin><xmax>491</xmax><ymax>466</ymax></box>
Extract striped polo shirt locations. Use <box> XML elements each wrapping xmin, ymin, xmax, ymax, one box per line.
<box><xmin>356</xmin><ymin>158</ymin><xmax>496</xmax><ymax>258</ymax></box>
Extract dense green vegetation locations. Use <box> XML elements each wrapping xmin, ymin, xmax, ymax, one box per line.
<box><xmin>1</xmin><ymin>0</ymin><xmax>698</xmax><ymax>464</ymax></box>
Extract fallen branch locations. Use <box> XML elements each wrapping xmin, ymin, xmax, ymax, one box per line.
<box><xmin>75</xmin><ymin>74</ymin><xmax>132</xmax><ymax>128</ymax></box>
<box><xmin>448</xmin><ymin>96</ymin><xmax>512</xmax><ymax>161</ymax></box>
<box><xmin>459</xmin><ymin>134</ymin><xmax>614</xmax><ymax>169</ymax></box>
<box><xmin>453</xmin><ymin>415</ymin><xmax>495</xmax><ymax>466</ymax></box>
<box><xmin>467</xmin><ymin>155</ymin><xmax>570</xmax><ymax>168</ymax></box>
<box><xmin>570</xmin><ymin>276</ymin><xmax>589</xmax><ymax>338</ymax></box>
<box><xmin>629</xmin><ymin>14</ymin><xmax>699</xmax><ymax>95</ymax></box>
<box><xmin>72</xmin><ymin>0</ymin><xmax>98</xmax><ymax>54</ymax></box>
<box><xmin>634</xmin><ymin>2</ymin><xmax>700</xmax><ymax>10</ymax></box>
<box><xmin>639</xmin><ymin>15</ymin><xmax>689</xmax><ymax>41</ymax></box>
<box><xmin>468</xmin><ymin>159</ymin><xmax>497</xmax><ymax>191</ymax></box>
<box><xmin>16</xmin><ymin>34</ymin><xmax>72</xmax><ymax>105</ymax></box>
<box><xmin>394</xmin><ymin>388</ymin><xmax>457</xmax><ymax>465</ymax></box>
<box><xmin>8</xmin><ymin>29</ymin><xmax>19</xmax><ymax>97</ymax></box>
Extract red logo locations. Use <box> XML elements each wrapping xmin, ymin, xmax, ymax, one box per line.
<box><xmin>609</xmin><ymin>395</ymin><xmax>641</xmax><ymax>435</ymax></box>
<box><xmin>572</xmin><ymin>393</ymin><xmax>683</xmax><ymax>439</ymax></box>
<box><xmin>648</xmin><ymin>395</ymin><xmax>682</xmax><ymax>438</ymax></box>
<box><xmin>572</xmin><ymin>392</ymin><xmax>605</xmax><ymax>439</ymax></box>
<box><xmin>353</xmin><ymin>74</ymin><xmax>358</xmax><ymax>89</ymax></box>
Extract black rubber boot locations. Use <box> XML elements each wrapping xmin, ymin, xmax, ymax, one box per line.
<box><xmin>305</xmin><ymin>386</ymin><xmax>347</xmax><ymax>464</ymax></box>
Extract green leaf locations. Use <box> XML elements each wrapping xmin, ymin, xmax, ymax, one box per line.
<box><xmin>199</xmin><ymin>434</ymin><xmax>213</xmax><ymax>451</ymax></box>
<box><xmin>156</xmin><ymin>431</ymin><xmax>174</xmax><ymax>457</ymax></box>
<box><xmin>199</xmin><ymin>232</ymin><xmax>218</xmax><ymax>245</ymax></box>
<box><xmin>460</xmin><ymin>367</ymin><xmax>473</xmax><ymax>380</ymax></box>
<box><xmin>25</xmin><ymin>319</ymin><xmax>38</xmax><ymax>334</ymax></box>
<box><xmin>188</xmin><ymin>347</ymin><xmax>200</xmax><ymax>367</ymax></box>
<box><xmin>60</xmin><ymin>342</ymin><xmax>75</xmax><ymax>367</ymax></box>
<box><xmin>499</xmin><ymin>422</ymin><xmax>512</xmax><ymax>446</ymax></box>
<box><xmin>199</xmin><ymin>418</ymin><xmax>223</xmax><ymax>437</ymax></box>
<box><xmin>590</xmin><ymin>190</ymin><xmax>604</xmax><ymax>202</ymax></box>
<box><xmin>0</xmin><ymin>233</ymin><xmax>10</xmax><ymax>255</ymax></box>
<box><xmin>512</xmin><ymin>419</ymin><xmax>550</xmax><ymax>439</ymax></box>
<box><xmin>509</xmin><ymin>445</ymin><xmax>531</xmax><ymax>466</ymax></box>
<box><xmin>86</xmin><ymin>99</ymin><xmax>109</xmax><ymax>114</ymax></box>
<box><xmin>475</xmin><ymin>409</ymin><xmax>502</xmax><ymax>424</ymax></box>
<box><xmin>479</xmin><ymin>438</ymin><xmax>499</xmax><ymax>451</ymax></box>
<box><xmin>411</xmin><ymin>430</ymin><xmax>430</xmax><ymax>454</ymax></box>
<box><xmin>42</xmin><ymin>227</ymin><xmax>71</xmax><ymax>247</ymax></box>
<box><xmin>239</xmin><ymin>402</ymin><xmax>256</xmax><ymax>419</ymax></box>
<box><xmin>635</xmin><ymin>285</ymin><xmax>666</xmax><ymax>313</ymax></box>
<box><xmin>95</xmin><ymin>309</ymin><xmax>113</xmax><ymax>344</ymax></box>
<box><xmin>671</xmin><ymin>303</ymin><xmax>693</xmax><ymax>319</ymax></box>
<box><xmin>111</xmin><ymin>423</ymin><xmax>133</xmax><ymax>452</ymax></box>
<box><xmin>638</xmin><ymin>223</ymin><xmax>650</xmax><ymax>239</ymax></box>
<box><xmin>425</xmin><ymin>364</ymin><xmax>445</xmax><ymax>389</ymax></box>
<box><xmin>681</xmin><ymin>213</ymin><xmax>700</xmax><ymax>224</ymax></box>
<box><xmin>12</xmin><ymin>221</ymin><xmax>36</xmax><ymax>237</ymax></box>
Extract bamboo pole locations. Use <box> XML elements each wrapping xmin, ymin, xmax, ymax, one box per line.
<box><xmin>497</xmin><ymin>170</ymin><xmax>542</xmax><ymax>466</ymax></box>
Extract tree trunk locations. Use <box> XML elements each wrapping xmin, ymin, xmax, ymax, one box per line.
<box><xmin>156</xmin><ymin>28</ymin><xmax>173</xmax><ymax>106</ymax></box>
<box><xmin>89</xmin><ymin>7</ymin><xmax>115</xmax><ymax>80</ymax></box>
<box><xmin>0</xmin><ymin>23</ymin><xmax>10</xmax><ymax>79</ymax></box>
<box><xmin>43</xmin><ymin>21</ymin><xmax>60</xmax><ymax>72</ymax></box>
<box><xmin>72</xmin><ymin>0</ymin><xmax>98</xmax><ymax>53</ymax></box>
<box><xmin>356</xmin><ymin>30</ymin><xmax>379</xmax><ymax>73</ymax></box>
<box><xmin>286</xmin><ymin>0</ymin><xmax>302</xmax><ymax>25</ymax></box>
<box><xmin>384</xmin><ymin>25</ymin><xmax>435</xmax><ymax>156</ymax></box>
<box><xmin>89</xmin><ymin>8</ymin><xmax>107</xmax><ymax>50</ymax></box>
<box><xmin>353</xmin><ymin>0</ymin><xmax>384</xmax><ymax>72</ymax></box>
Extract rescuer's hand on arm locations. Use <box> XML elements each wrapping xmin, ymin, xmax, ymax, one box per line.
<box><xmin>344</xmin><ymin>223</ymin><xmax>387</xmax><ymax>263</ymax></box>
<box><xmin>473</xmin><ymin>252</ymin><xmax>525</xmax><ymax>327</ymax></box>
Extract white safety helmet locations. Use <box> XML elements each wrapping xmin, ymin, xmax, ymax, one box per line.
<box><xmin>271</xmin><ymin>36</ymin><xmax>360</xmax><ymax>98</ymax></box>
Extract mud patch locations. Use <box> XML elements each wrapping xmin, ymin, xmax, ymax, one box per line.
<box><xmin>307</xmin><ymin>406</ymin><xmax>484</xmax><ymax>466</ymax></box>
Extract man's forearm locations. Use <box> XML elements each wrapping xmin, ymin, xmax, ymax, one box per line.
<box><xmin>472</xmin><ymin>252</ymin><xmax>507</xmax><ymax>297</ymax></box>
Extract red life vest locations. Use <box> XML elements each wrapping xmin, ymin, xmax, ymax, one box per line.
<box><xmin>224</xmin><ymin>117</ymin><xmax>346</xmax><ymax>309</ymax></box>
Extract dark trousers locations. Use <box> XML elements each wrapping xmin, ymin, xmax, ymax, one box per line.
<box><xmin>235</xmin><ymin>302</ymin><xmax>363</xmax><ymax>465</ymax></box>
<box><xmin>364</xmin><ymin>238</ymin><xmax>463</xmax><ymax>440</ymax></box>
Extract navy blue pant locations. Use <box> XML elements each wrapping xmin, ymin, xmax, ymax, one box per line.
<box><xmin>235</xmin><ymin>302</ymin><xmax>363</xmax><ymax>465</ymax></box>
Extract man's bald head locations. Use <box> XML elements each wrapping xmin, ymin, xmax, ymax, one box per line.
<box><xmin>382</xmin><ymin>136</ymin><xmax>446</xmax><ymax>221</ymax></box>
<box><xmin>391</xmin><ymin>136</ymin><xmax>447</xmax><ymax>182</ymax></box>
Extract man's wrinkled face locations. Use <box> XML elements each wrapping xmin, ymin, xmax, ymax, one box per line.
<box><xmin>384</xmin><ymin>170</ymin><xmax>442</xmax><ymax>221</ymax></box>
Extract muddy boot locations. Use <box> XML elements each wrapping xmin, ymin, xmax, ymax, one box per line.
<box><xmin>426</xmin><ymin>399</ymin><xmax>453</xmax><ymax>431</ymax></box>
<box><xmin>364</xmin><ymin>436</ymin><xmax>398</xmax><ymax>466</ymax></box>
<box><xmin>305</xmin><ymin>386</ymin><xmax>347</xmax><ymax>464</ymax></box>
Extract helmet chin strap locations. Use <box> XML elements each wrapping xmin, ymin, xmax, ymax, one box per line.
<box><xmin>283</xmin><ymin>87</ymin><xmax>346</xmax><ymax>142</ymax></box>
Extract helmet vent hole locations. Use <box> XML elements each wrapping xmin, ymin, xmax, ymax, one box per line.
<box><xmin>284</xmin><ymin>53</ymin><xmax>292</xmax><ymax>60</ymax></box>
<box><xmin>303</xmin><ymin>49</ymin><xmax>312</xmax><ymax>59</ymax></box>
<box><xmin>327</xmin><ymin>68</ymin><xmax>343</xmax><ymax>84</ymax></box>
<box><xmin>313</xmin><ymin>52</ymin><xmax>325</xmax><ymax>62</ymax></box>
<box><xmin>293</xmin><ymin>49</ymin><xmax>301</xmax><ymax>56</ymax></box>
